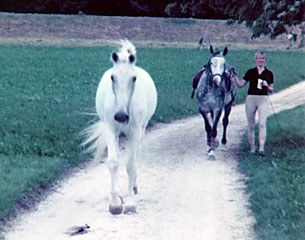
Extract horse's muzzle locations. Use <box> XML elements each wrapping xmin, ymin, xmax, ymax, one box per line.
<box><xmin>212</xmin><ymin>74</ymin><xmax>222</xmax><ymax>87</ymax></box>
<box><xmin>114</xmin><ymin>112</ymin><xmax>129</xmax><ymax>123</ymax></box>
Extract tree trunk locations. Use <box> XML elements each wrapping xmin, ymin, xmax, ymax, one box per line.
<box><xmin>298</xmin><ymin>23</ymin><xmax>305</xmax><ymax>48</ymax></box>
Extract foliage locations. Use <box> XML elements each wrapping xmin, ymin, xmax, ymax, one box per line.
<box><xmin>0</xmin><ymin>0</ymin><xmax>171</xmax><ymax>16</ymax></box>
<box><xmin>0</xmin><ymin>0</ymin><xmax>225</xmax><ymax>18</ymax></box>
<box><xmin>165</xmin><ymin>0</ymin><xmax>227</xmax><ymax>19</ymax></box>
<box><xmin>221</xmin><ymin>0</ymin><xmax>305</xmax><ymax>39</ymax></box>
<box><xmin>165</xmin><ymin>0</ymin><xmax>305</xmax><ymax>45</ymax></box>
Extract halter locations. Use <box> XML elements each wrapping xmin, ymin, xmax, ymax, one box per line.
<box><xmin>206</xmin><ymin>55</ymin><xmax>227</xmax><ymax>87</ymax></box>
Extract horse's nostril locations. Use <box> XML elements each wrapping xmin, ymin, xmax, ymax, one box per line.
<box><xmin>213</xmin><ymin>76</ymin><xmax>222</xmax><ymax>86</ymax></box>
<box><xmin>114</xmin><ymin>112</ymin><xmax>129</xmax><ymax>123</ymax></box>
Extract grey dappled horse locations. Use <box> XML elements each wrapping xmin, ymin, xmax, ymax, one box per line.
<box><xmin>196</xmin><ymin>46</ymin><xmax>236</xmax><ymax>159</ymax></box>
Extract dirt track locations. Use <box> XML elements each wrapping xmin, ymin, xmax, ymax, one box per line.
<box><xmin>3</xmin><ymin>79</ymin><xmax>305</xmax><ymax>239</ymax></box>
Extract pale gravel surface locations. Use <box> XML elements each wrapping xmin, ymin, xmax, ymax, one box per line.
<box><xmin>3</xmin><ymin>81</ymin><xmax>305</xmax><ymax>240</ymax></box>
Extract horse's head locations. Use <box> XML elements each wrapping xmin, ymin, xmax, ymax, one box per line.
<box><xmin>208</xmin><ymin>45</ymin><xmax>228</xmax><ymax>87</ymax></box>
<box><xmin>110</xmin><ymin>39</ymin><xmax>137</xmax><ymax>124</ymax></box>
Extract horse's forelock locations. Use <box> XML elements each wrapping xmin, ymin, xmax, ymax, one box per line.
<box><xmin>112</xmin><ymin>39</ymin><xmax>137</xmax><ymax>64</ymax></box>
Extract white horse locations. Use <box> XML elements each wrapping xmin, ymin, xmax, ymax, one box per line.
<box><xmin>83</xmin><ymin>40</ymin><xmax>157</xmax><ymax>214</ymax></box>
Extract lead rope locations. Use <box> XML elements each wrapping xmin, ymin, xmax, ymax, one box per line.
<box><xmin>267</xmin><ymin>95</ymin><xmax>298</xmax><ymax>147</ymax></box>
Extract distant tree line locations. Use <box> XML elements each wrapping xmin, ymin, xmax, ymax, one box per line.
<box><xmin>0</xmin><ymin>0</ymin><xmax>227</xmax><ymax>18</ymax></box>
<box><xmin>1</xmin><ymin>0</ymin><xmax>304</xmax><ymax>46</ymax></box>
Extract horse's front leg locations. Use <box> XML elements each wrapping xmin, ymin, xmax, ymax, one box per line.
<box><xmin>222</xmin><ymin>104</ymin><xmax>232</xmax><ymax>145</ymax></box>
<box><xmin>124</xmin><ymin>126</ymin><xmax>143</xmax><ymax>213</ymax></box>
<box><xmin>210</xmin><ymin>109</ymin><xmax>222</xmax><ymax>149</ymax></box>
<box><xmin>105</xmin><ymin>128</ymin><xmax>123</xmax><ymax>215</ymax></box>
<box><xmin>199</xmin><ymin>108</ymin><xmax>212</xmax><ymax>147</ymax></box>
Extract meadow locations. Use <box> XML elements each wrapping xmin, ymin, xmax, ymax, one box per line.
<box><xmin>0</xmin><ymin>44</ymin><xmax>304</xmax><ymax>239</ymax></box>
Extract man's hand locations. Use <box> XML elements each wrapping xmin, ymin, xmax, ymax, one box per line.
<box><xmin>262</xmin><ymin>80</ymin><xmax>269</xmax><ymax>87</ymax></box>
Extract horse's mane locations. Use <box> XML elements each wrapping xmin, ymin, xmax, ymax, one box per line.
<box><xmin>112</xmin><ymin>39</ymin><xmax>137</xmax><ymax>64</ymax></box>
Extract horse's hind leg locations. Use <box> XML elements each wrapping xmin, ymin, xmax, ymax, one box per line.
<box><xmin>222</xmin><ymin>104</ymin><xmax>232</xmax><ymax>145</ymax></box>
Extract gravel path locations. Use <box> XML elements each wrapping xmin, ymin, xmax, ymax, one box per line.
<box><xmin>3</xmin><ymin>81</ymin><xmax>305</xmax><ymax>240</ymax></box>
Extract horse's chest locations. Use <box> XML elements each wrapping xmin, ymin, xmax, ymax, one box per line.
<box><xmin>197</xmin><ymin>86</ymin><xmax>224</xmax><ymax>110</ymax></box>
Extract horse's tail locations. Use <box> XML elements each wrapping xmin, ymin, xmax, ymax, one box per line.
<box><xmin>81</xmin><ymin>120</ymin><xmax>107</xmax><ymax>162</ymax></box>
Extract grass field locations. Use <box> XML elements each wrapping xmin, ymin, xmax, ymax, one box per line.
<box><xmin>0</xmin><ymin>44</ymin><xmax>305</xmax><ymax>239</ymax></box>
<box><xmin>238</xmin><ymin>105</ymin><xmax>305</xmax><ymax>240</ymax></box>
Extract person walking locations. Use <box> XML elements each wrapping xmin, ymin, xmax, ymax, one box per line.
<box><xmin>232</xmin><ymin>51</ymin><xmax>274</xmax><ymax>156</ymax></box>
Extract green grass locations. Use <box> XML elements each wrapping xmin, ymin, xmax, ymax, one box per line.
<box><xmin>0</xmin><ymin>44</ymin><xmax>304</xmax><ymax>235</ymax></box>
<box><xmin>0</xmin><ymin>155</ymin><xmax>67</xmax><ymax>217</ymax></box>
<box><xmin>238</xmin><ymin>105</ymin><xmax>305</xmax><ymax>240</ymax></box>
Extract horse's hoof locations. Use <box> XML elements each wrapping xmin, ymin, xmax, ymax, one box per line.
<box><xmin>221</xmin><ymin>138</ymin><xmax>227</xmax><ymax>145</ymax></box>
<box><xmin>123</xmin><ymin>205</ymin><xmax>137</xmax><ymax>214</ymax></box>
<box><xmin>133</xmin><ymin>186</ymin><xmax>138</xmax><ymax>195</ymax></box>
<box><xmin>109</xmin><ymin>204</ymin><xmax>124</xmax><ymax>215</ymax></box>
<box><xmin>109</xmin><ymin>196</ymin><xmax>124</xmax><ymax>215</ymax></box>
<box><xmin>208</xmin><ymin>149</ymin><xmax>216</xmax><ymax>160</ymax></box>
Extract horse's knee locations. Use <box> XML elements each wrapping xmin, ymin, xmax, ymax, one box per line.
<box><xmin>127</xmin><ymin>162</ymin><xmax>136</xmax><ymax>178</ymax></box>
<box><xmin>259</xmin><ymin>122</ymin><xmax>266</xmax><ymax>129</ymax></box>
<box><xmin>248</xmin><ymin>123</ymin><xmax>255</xmax><ymax>132</ymax></box>
<box><xmin>107</xmin><ymin>158</ymin><xmax>119</xmax><ymax>171</ymax></box>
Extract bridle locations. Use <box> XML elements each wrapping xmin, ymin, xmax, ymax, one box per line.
<box><xmin>206</xmin><ymin>55</ymin><xmax>227</xmax><ymax>86</ymax></box>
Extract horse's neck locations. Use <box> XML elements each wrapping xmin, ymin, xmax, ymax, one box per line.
<box><xmin>205</xmin><ymin>70</ymin><xmax>214</xmax><ymax>87</ymax></box>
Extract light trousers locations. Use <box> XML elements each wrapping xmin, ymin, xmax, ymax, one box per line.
<box><xmin>245</xmin><ymin>95</ymin><xmax>270</xmax><ymax>152</ymax></box>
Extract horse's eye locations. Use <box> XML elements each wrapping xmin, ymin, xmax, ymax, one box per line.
<box><xmin>132</xmin><ymin>76</ymin><xmax>137</xmax><ymax>82</ymax></box>
<box><xmin>111</xmin><ymin>75</ymin><xmax>115</xmax><ymax>82</ymax></box>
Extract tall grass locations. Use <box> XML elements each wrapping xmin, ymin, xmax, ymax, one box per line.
<box><xmin>0</xmin><ymin>45</ymin><xmax>304</xmax><ymax>227</ymax></box>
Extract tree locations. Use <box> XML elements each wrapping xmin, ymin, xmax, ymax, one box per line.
<box><xmin>164</xmin><ymin>0</ymin><xmax>227</xmax><ymax>19</ymax></box>
<box><xmin>213</xmin><ymin>0</ymin><xmax>305</xmax><ymax>47</ymax></box>
<box><xmin>165</xmin><ymin>0</ymin><xmax>305</xmax><ymax>47</ymax></box>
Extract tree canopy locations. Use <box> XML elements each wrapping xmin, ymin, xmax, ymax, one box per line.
<box><xmin>219</xmin><ymin>0</ymin><xmax>305</xmax><ymax>39</ymax></box>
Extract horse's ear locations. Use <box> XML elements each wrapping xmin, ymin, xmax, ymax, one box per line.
<box><xmin>112</xmin><ymin>52</ymin><xmax>119</xmax><ymax>63</ymax></box>
<box><xmin>210</xmin><ymin>45</ymin><xmax>214</xmax><ymax>54</ymax></box>
<box><xmin>223</xmin><ymin>47</ymin><xmax>228</xmax><ymax>56</ymax></box>
<box><xmin>129</xmin><ymin>54</ymin><xmax>136</xmax><ymax>64</ymax></box>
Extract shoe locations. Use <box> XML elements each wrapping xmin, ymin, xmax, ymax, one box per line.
<box><xmin>259</xmin><ymin>151</ymin><xmax>265</xmax><ymax>157</ymax></box>
<box><xmin>250</xmin><ymin>146</ymin><xmax>256</xmax><ymax>154</ymax></box>
<box><xmin>249</xmin><ymin>150</ymin><xmax>256</xmax><ymax>155</ymax></box>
